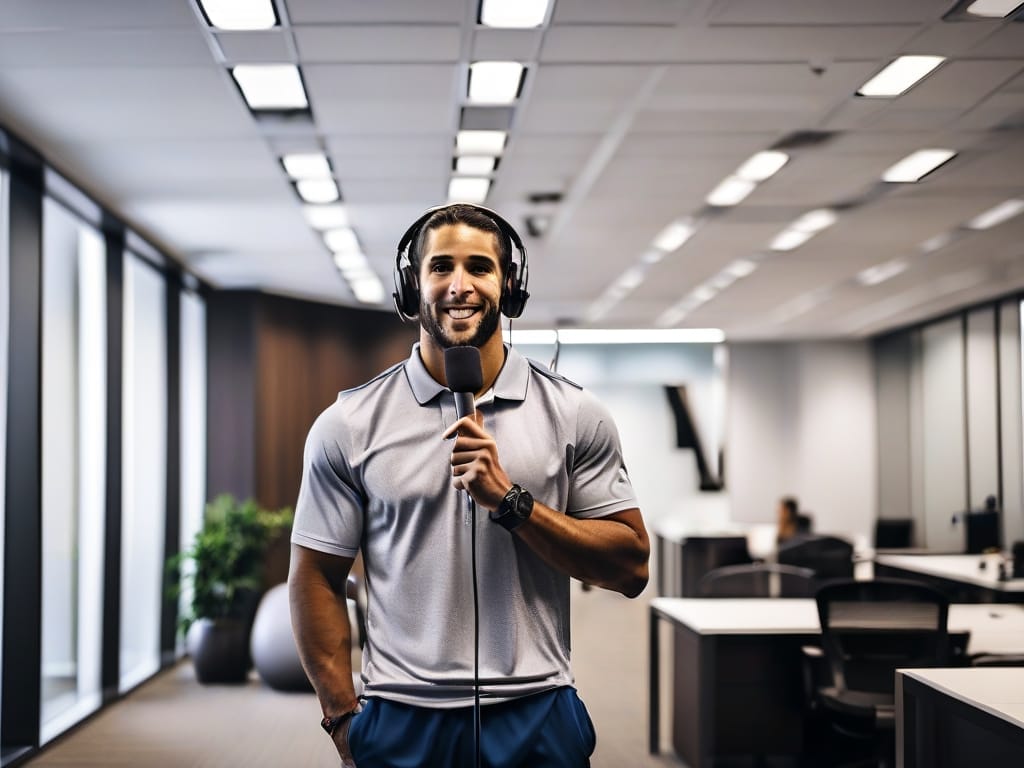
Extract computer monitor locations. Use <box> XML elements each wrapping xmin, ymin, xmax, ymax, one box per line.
<box><xmin>965</xmin><ymin>509</ymin><xmax>1000</xmax><ymax>554</ymax></box>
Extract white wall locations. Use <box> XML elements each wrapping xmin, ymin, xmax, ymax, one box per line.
<box><xmin>511</xmin><ymin>341</ymin><xmax>720</xmax><ymax>530</ymax></box>
<box><xmin>727</xmin><ymin>341</ymin><xmax>877</xmax><ymax>545</ymax></box>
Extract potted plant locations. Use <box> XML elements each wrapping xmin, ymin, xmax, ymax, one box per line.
<box><xmin>168</xmin><ymin>494</ymin><xmax>293</xmax><ymax>683</ymax></box>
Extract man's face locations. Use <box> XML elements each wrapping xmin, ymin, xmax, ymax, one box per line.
<box><xmin>418</xmin><ymin>222</ymin><xmax>504</xmax><ymax>349</ymax></box>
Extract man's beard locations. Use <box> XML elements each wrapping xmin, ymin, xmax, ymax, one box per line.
<box><xmin>420</xmin><ymin>299</ymin><xmax>501</xmax><ymax>350</ymax></box>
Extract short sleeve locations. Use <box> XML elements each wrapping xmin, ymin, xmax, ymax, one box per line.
<box><xmin>290</xmin><ymin>406</ymin><xmax>364</xmax><ymax>558</ymax></box>
<box><xmin>566</xmin><ymin>389</ymin><xmax>638</xmax><ymax>519</ymax></box>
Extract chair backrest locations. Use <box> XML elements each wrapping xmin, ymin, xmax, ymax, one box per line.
<box><xmin>778</xmin><ymin>534</ymin><xmax>854</xmax><ymax>582</ymax></box>
<box><xmin>679</xmin><ymin>535</ymin><xmax>753</xmax><ymax>596</ymax></box>
<box><xmin>697</xmin><ymin>562</ymin><xmax>817</xmax><ymax>598</ymax></box>
<box><xmin>816</xmin><ymin>578</ymin><xmax>950</xmax><ymax>696</ymax></box>
<box><xmin>874</xmin><ymin>518</ymin><xmax>914</xmax><ymax>549</ymax></box>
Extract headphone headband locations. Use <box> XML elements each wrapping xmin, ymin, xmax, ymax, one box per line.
<box><xmin>392</xmin><ymin>202</ymin><xmax>530</xmax><ymax>321</ymax></box>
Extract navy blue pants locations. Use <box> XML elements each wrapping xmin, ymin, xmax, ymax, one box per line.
<box><xmin>347</xmin><ymin>687</ymin><xmax>596</xmax><ymax>768</ymax></box>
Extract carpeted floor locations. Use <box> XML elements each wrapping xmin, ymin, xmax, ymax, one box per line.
<box><xmin>25</xmin><ymin>581</ymin><xmax>686</xmax><ymax>767</ymax></box>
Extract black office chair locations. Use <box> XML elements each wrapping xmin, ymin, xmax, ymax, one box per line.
<box><xmin>873</xmin><ymin>519</ymin><xmax>913</xmax><ymax>549</ymax></box>
<box><xmin>812</xmin><ymin>578</ymin><xmax>951</xmax><ymax>767</ymax></box>
<box><xmin>778</xmin><ymin>534</ymin><xmax>854</xmax><ymax>589</ymax></box>
<box><xmin>697</xmin><ymin>562</ymin><xmax>816</xmax><ymax>598</ymax></box>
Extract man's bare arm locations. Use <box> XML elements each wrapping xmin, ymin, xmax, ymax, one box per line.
<box><xmin>288</xmin><ymin>545</ymin><xmax>360</xmax><ymax>762</ymax></box>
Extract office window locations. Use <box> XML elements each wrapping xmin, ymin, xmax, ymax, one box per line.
<box><xmin>0</xmin><ymin>169</ymin><xmax>8</xmax><ymax>745</ymax></box>
<box><xmin>39</xmin><ymin>199</ymin><xmax>107</xmax><ymax>742</ymax></box>
<box><xmin>119</xmin><ymin>252</ymin><xmax>167</xmax><ymax>692</ymax></box>
<box><xmin>178</xmin><ymin>289</ymin><xmax>206</xmax><ymax>650</ymax></box>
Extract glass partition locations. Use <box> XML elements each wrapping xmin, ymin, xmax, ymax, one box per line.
<box><xmin>178</xmin><ymin>288</ymin><xmax>206</xmax><ymax>652</ymax></box>
<box><xmin>119</xmin><ymin>252</ymin><xmax>168</xmax><ymax>692</ymax></box>
<box><xmin>39</xmin><ymin>199</ymin><xmax>107</xmax><ymax>742</ymax></box>
<box><xmin>0</xmin><ymin>169</ymin><xmax>9</xmax><ymax>747</ymax></box>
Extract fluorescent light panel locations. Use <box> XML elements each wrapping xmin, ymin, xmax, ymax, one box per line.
<box><xmin>882</xmin><ymin>148</ymin><xmax>956</xmax><ymax>182</ymax></box>
<box><xmin>725</xmin><ymin>258</ymin><xmax>758</xmax><ymax>278</ymax></box>
<box><xmin>966</xmin><ymin>0</ymin><xmax>1024</xmax><ymax>17</ymax></box>
<box><xmin>231</xmin><ymin>64</ymin><xmax>308</xmax><ymax>110</ymax></box>
<box><xmin>448</xmin><ymin>177</ymin><xmax>491</xmax><ymax>204</ymax></box>
<box><xmin>793</xmin><ymin>208</ymin><xmax>838</xmax><ymax>233</ymax></box>
<box><xmin>857</xmin><ymin>55</ymin><xmax>945</xmax><ymax>97</ymax></box>
<box><xmin>469</xmin><ymin>61</ymin><xmax>524</xmax><ymax>104</ymax></box>
<box><xmin>455</xmin><ymin>156</ymin><xmax>496</xmax><ymax>175</ymax></box>
<box><xmin>303</xmin><ymin>204</ymin><xmax>348</xmax><ymax>230</ymax></box>
<box><xmin>282</xmin><ymin>153</ymin><xmax>330</xmax><ymax>180</ymax></box>
<box><xmin>350</xmin><ymin>277</ymin><xmax>385</xmax><ymax>304</ymax></box>
<box><xmin>770</xmin><ymin>228</ymin><xmax>814</xmax><ymax>252</ymax></box>
<box><xmin>480</xmin><ymin>0</ymin><xmax>551</xmax><ymax>28</ymax></box>
<box><xmin>706</xmin><ymin>176</ymin><xmax>756</xmax><ymax>207</ymax></box>
<box><xmin>966</xmin><ymin>198</ymin><xmax>1024</xmax><ymax>230</ymax></box>
<box><xmin>857</xmin><ymin>260</ymin><xmax>908</xmax><ymax>286</ymax></box>
<box><xmin>456</xmin><ymin>130</ymin><xmax>506</xmax><ymax>155</ymax></box>
<box><xmin>735</xmin><ymin>151</ymin><xmax>789</xmax><ymax>182</ymax></box>
<box><xmin>324</xmin><ymin>228</ymin><xmax>360</xmax><ymax>254</ymax></box>
<box><xmin>296</xmin><ymin>179</ymin><xmax>339</xmax><ymax>204</ymax></box>
<box><xmin>652</xmin><ymin>219</ymin><xmax>696</xmax><ymax>253</ymax></box>
<box><xmin>200</xmin><ymin>0</ymin><xmax>276</xmax><ymax>30</ymax></box>
<box><xmin>513</xmin><ymin>328</ymin><xmax>727</xmax><ymax>344</ymax></box>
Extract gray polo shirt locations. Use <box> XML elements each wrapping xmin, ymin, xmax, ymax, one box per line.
<box><xmin>292</xmin><ymin>343</ymin><xmax>638</xmax><ymax>708</ymax></box>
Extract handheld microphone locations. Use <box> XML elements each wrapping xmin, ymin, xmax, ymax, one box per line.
<box><xmin>443</xmin><ymin>344</ymin><xmax>486</xmax><ymax>768</ymax></box>
<box><xmin>444</xmin><ymin>346</ymin><xmax>483</xmax><ymax>420</ymax></box>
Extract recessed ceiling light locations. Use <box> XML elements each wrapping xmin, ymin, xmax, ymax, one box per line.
<box><xmin>882</xmin><ymin>148</ymin><xmax>956</xmax><ymax>182</ymax></box>
<box><xmin>324</xmin><ymin>228</ymin><xmax>360</xmax><ymax>255</ymax></box>
<box><xmin>792</xmin><ymin>208</ymin><xmax>838</xmax><ymax>233</ymax></box>
<box><xmin>350</xmin><ymin>277</ymin><xmax>386</xmax><ymax>304</ymax></box>
<box><xmin>706</xmin><ymin>176</ymin><xmax>756</xmax><ymax>207</ymax></box>
<box><xmin>652</xmin><ymin>219</ymin><xmax>697</xmax><ymax>253</ymax></box>
<box><xmin>296</xmin><ymin>179</ymin><xmax>339</xmax><ymax>204</ymax></box>
<box><xmin>966</xmin><ymin>0</ymin><xmax>1024</xmax><ymax>17</ymax></box>
<box><xmin>199</xmin><ymin>0</ymin><xmax>276</xmax><ymax>30</ymax></box>
<box><xmin>469</xmin><ymin>61</ymin><xmax>525</xmax><ymax>104</ymax></box>
<box><xmin>857</xmin><ymin>260</ymin><xmax>908</xmax><ymax>286</ymax></box>
<box><xmin>303</xmin><ymin>204</ymin><xmax>349</xmax><ymax>230</ymax></box>
<box><xmin>725</xmin><ymin>259</ymin><xmax>758</xmax><ymax>278</ymax></box>
<box><xmin>554</xmin><ymin>328</ymin><xmax>725</xmax><ymax>344</ymax></box>
<box><xmin>282</xmin><ymin>153</ymin><xmax>331</xmax><ymax>180</ymax></box>
<box><xmin>231</xmin><ymin>64</ymin><xmax>308</xmax><ymax>110</ymax></box>
<box><xmin>919</xmin><ymin>232</ymin><xmax>953</xmax><ymax>253</ymax></box>
<box><xmin>735</xmin><ymin>151</ymin><xmax>789</xmax><ymax>182</ymax></box>
<box><xmin>333</xmin><ymin>251</ymin><xmax>368</xmax><ymax>272</ymax></box>
<box><xmin>480</xmin><ymin>0</ymin><xmax>551</xmax><ymax>28</ymax></box>
<box><xmin>770</xmin><ymin>229</ymin><xmax>814</xmax><ymax>252</ymax></box>
<box><xmin>456</xmin><ymin>130</ymin><xmax>507</xmax><ymax>155</ymax></box>
<box><xmin>965</xmin><ymin>198</ymin><xmax>1024</xmax><ymax>230</ymax></box>
<box><xmin>857</xmin><ymin>55</ymin><xmax>946</xmax><ymax>97</ymax></box>
<box><xmin>455</xmin><ymin>156</ymin><xmax>496</xmax><ymax>175</ymax></box>
<box><xmin>448</xmin><ymin>177</ymin><xmax>491</xmax><ymax>204</ymax></box>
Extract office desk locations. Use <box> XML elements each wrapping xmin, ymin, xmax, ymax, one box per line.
<box><xmin>649</xmin><ymin>598</ymin><xmax>1024</xmax><ymax>767</ymax></box>
<box><xmin>897</xmin><ymin>668</ymin><xmax>1024</xmax><ymax>767</ymax></box>
<box><xmin>875</xmin><ymin>554</ymin><xmax>1024</xmax><ymax>603</ymax></box>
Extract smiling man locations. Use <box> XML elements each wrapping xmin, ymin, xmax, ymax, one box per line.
<box><xmin>288</xmin><ymin>203</ymin><xmax>650</xmax><ymax>768</ymax></box>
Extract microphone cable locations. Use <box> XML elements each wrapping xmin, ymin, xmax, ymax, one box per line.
<box><xmin>470</xmin><ymin>494</ymin><xmax>482</xmax><ymax>768</ymax></box>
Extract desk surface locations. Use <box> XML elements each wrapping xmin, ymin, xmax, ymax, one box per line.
<box><xmin>875</xmin><ymin>554</ymin><xmax>1024</xmax><ymax>592</ymax></box>
<box><xmin>650</xmin><ymin>597</ymin><xmax>1024</xmax><ymax>655</ymax></box>
<box><xmin>899</xmin><ymin>668</ymin><xmax>1024</xmax><ymax>730</ymax></box>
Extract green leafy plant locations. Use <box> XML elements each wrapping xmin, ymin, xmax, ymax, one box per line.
<box><xmin>168</xmin><ymin>494</ymin><xmax>294</xmax><ymax>632</ymax></box>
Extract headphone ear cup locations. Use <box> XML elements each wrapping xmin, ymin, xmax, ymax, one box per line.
<box><xmin>393</xmin><ymin>262</ymin><xmax>420</xmax><ymax>319</ymax></box>
<box><xmin>500</xmin><ymin>262</ymin><xmax>529</xmax><ymax>318</ymax></box>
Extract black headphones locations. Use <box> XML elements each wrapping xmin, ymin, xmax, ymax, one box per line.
<box><xmin>392</xmin><ymin>203</ymin><xmax>530</xmax><ymax>321</ymax></box>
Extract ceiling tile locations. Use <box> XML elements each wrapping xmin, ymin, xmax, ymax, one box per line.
<box><xmin>294</xmin><ymin>25</ymin><xmax>461</xmax><ymax>63</ymax></box>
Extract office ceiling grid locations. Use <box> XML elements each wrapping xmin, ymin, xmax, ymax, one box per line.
<box><xmin>0</xmin><ymin>0</ymin><xmax>1022</xmax><ymax>338</ymax></box>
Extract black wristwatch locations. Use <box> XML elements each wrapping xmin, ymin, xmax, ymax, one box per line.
<box><xmin>491</xmin><ymin>484</ymin><xmax>534</xmax><ymax>531</ymax></box>
<box><xmin>321</xmin><ymin>703</ymin><xmax>360</xmax><ymax>736</ymax></box>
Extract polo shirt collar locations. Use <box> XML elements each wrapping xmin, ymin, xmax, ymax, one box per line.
<box><xmin>405</xmin><ymin>342</ymin><xmax>529</xmax><ymax>405</ymax></box>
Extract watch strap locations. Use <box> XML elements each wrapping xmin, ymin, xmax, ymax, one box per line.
<box><xmin>321</xmin><ymin>702</ymin><xmax>360</xmax><ymax>736</ymax></box>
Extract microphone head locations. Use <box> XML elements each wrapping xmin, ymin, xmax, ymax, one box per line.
<box><xmin>444</xmin><ymin>346</ymin><xmax>483</xmax><ymax>393</ymax></box>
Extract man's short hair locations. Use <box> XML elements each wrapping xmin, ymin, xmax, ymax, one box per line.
<box><xmin>411</xmin><ymin>203</ymin><xmax>513</xmax><ymax>278</ymax></box>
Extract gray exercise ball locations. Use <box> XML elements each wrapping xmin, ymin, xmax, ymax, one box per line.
<box><xmin>250</xmin><ymin>583</ymin><xmax>313</xmax><ymax>692</ymax></box>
